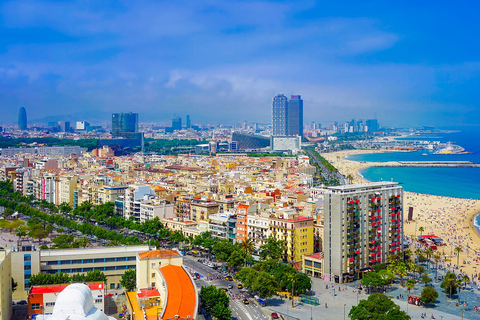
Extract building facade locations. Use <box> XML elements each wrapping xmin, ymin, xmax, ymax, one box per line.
<box><xmin>287</xmin><ymin>95</ymin><xmax>303</xmax><ymax>137</ymax></box>
<box><xmin>323</xmin><ymin>182</ymin><xmax>403</xmax><ymax>283</ymax></box>
<box><xmin>272</xmin><ymin>94</ymin><xmax>288</xmax><ymax>136</ymax></box>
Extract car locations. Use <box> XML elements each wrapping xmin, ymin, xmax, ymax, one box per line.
<box><xmin>271</xmin><ymin>312</ymin><xmax>279</xmax><ymax>319</ymax></box>
<box><xmin>238</xmin><ymin>284</ymin><xmax>243</xmax><ymax>289</ymax></box>
<box><xmin>228</xmin><ymin>284</ymin><xmax>233</xmax><ymax>289</ymax></box>
<box><xmin>17</xmin><ymin>300</ymin><xmax>27</xmax><ymax>305</ymax></box>
<box><xmin>219</xmin><ymin>288</ymin><xmax>228</xmax><ymax>292</ymax></box>
<box><xmin>242</xmin><ymin>299</ymin><xmax>249</xmax><ymax>305</ymax></box>
<box><xmin>225</xmin><ymin>275</ymin><xmax>233</xmax><ymax>281</ymax></box>
<box><xmin>11</xmin><ymin>301</ymin><xmax>15</xmax><ymax>306</ymax></box>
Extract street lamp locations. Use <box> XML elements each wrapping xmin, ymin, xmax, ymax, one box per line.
<box><xmin>344</xmin><ymin>303</ymin><xmax>346</xmax><ymax>320</ymax></box>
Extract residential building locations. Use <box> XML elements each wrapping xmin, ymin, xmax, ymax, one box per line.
<box><xmin>246</xmin><ymin>213</ymin><xmax>270</xmax><ymax>248</ymax></box>
<box><xmin>269</xmin><ymin>209</ymin><xmax>314</xmax><ymax>262</ymax></box>
<box><xmin>0</xmin><ymin>250</ymin><xmax>12</xmax><ymax>320</ymax></box>
<box><xmin>190</xmin><ymin>198</ymin><xmax>219</xmax><ymax>222</ymax></box>
<box><xmin>139</xmin><ymin>200</ymin><xmax>175</xmax><ymax>223</ymax></box>
<box><xmin>323</xmin><ymin>182</ymin><xmax>403</xmax><ymax>283</ymax></box>
<box><xmin>271</xmin><ymin>135</ymin><xmax>302</xmax><ymax>151</ymax></box>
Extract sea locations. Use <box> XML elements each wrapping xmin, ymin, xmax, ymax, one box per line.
<box><xmin>345</xmin><ymin>127</ymin><xmax>480</xmax><ymax>232</ymax></box>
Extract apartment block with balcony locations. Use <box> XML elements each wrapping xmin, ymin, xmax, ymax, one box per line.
<box><xmin>323</xmin><ymin>182</ymin><xmax>403</xmax><ymax>283</ymax></box>
<box><xmin>190</xmin><ymin>198</ymin><xmax>219</xmax><ymax>222</ymax></box>
<box><xmin>246</xmin><ymin>214</ymin><xmax>270</xmax><ymax>248</ymax></box>
<box><xmin>269</xmin><ymin>209</ymin><xmax>314</xmax><ymax>262</ymax></box>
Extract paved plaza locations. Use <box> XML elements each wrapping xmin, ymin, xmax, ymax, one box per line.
<box><xmin>263</xmin><ymin>272</ymin><xmax>478</xmax><ymax>320</ymax></box>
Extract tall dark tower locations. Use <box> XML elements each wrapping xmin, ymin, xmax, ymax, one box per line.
<box><xmin>18</xmin><ymin>107</ymin><xmax>27</xmax><ymax>130</ymax></box>
<box><xmin>112</xmin><ymin>112</ymin><xmax>139</xmax><ymax>139</ymax></box>
<box><xmin>287</xmin><ymin>95</ymin><xmax>303</xmax><ymax>137</ymax></box>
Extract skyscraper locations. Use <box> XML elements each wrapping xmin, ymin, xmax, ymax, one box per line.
<box><xmin>272</xmin><ymin>94</ymin><xmax>288</xmax><ymax>136</ymax></box>
<box><xmin>172</xmin><ymin>116</ymin><xmax>182</xmax><ymax>131</ymax></box>
<box><xmin>18</xmin><ymin>107</ymin><xmax>27</xmax><ymax>130</ymax></box>
<box><xmin>287</xmin><ymin>95</ymin><xmax>303</xmax><ymax>137</ymax></box>
<box><xmin>112</xmin><ymin>112</ymin><xmax>139</xmax><ymax>139</ymax></box>
<box><xmin>323</xmin><ymin>182</ymin><xmax>403</xmax><ymax>283</ymax></box>
<box><xmin>186</xmin><ymin>115</ymin><xmax>191</xmax><ymax>129</ymax></box>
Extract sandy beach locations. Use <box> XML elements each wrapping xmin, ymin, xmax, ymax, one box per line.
<box><xmin>323</xmin><ymin>150</ymin><xmax>480</xmax><ymax>278</ymax></box>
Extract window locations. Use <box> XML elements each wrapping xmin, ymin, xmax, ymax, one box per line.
<box><xmin>72</xmin><ymin>260</ymin><xmax>82</xmax><ymax>264</ymax></box>
<box><xmin>105</xmin><ymin>258</ymin><xmax>116</xmax><ymax>262</ymax></box>
<box><xmin>46</xmin><ymin>302</ymin><xmax>55</xmax><ymax>307</ymax></box>
<box><xmin>105</xmin><ymin>266</ymin><xmax>116</xmax><ymax>271</ymax></box>
<box><xmin>95</xmin><ymin>299</ymin><xmax>103</xmax><ymax>304</ymax></box>
<box><xmin>94</xmin><ymin>258</ymin><xmax>105</xmax><ymax>263</ymax></box>
<box><xmin>24</xmin><ymin>274</ymin><xmax>31</xmax><ymax>279</ymax></box>
<box><xmin>151</xmin><ymin>273</ymin><xmax>155</xmax><ymax>278</ymax></box>
<box><xmin>24</xmin><ymin>254</ymin><xmax>31</xmax><ymax>261</ymax></box>
<box><xmin>151</xmin><ymin>263</ymin><xmax>155</xmax><ymax>268</ymax></box>
<box><xmin>305</xmin><ymin>260</ymin><xmax>312</xmax><ymax>266</ymax></box>
<box><xmin>83</xmin><ymin>259</ymin><xmax>93</xmax><ymax>264</ymax></box>
<box><xmin>127</xmin><ymin>256</ymin><xmax>136</xmax><ymax>261</ymax></box>
<box><xmin>24</xmin><ymin>265</ymin><xmax>31</xmax><ymax>270</ymax></box>
<box><xmin>60</xmin><ymin>260</ymin><xmax>71</xmax><ymax>265</ymax></box>
<box><xmin>117</xmin><ymin>257</ymin><xmax>126</xmax><ymax>262</ymax></box>
<box><xmin>72</xmin><ymin>268</ymin><xmax>82</xmax><ymax>273</ymax></box>
<box><xmin>46</xmin><ymin>261</ymin><xmax>58</xmax><ymax>265</ymax></box>
<box><xmin>117</xmin><ymin>266</ymin><xmax>126</xmax><ymax>270</ymax></box>
<box><xmin>83</xmin><ymin>268</ymin><xmax>93</xmax><ymax>272</ymax></box>
<box><xmin>110</xmin><ymin>283</ymin><xmax>115</xmax><ymax>289</ymax></box>
<box><xmin>31</xmin><ymin>303</ymin><xmax>41</xmax><ymax>310</ymax></box>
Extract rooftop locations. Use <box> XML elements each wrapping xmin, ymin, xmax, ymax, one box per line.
<box><xmin>160</xmin><ymin>265</ymin><xmax>196</xmax><ymax>319</ymax></box>
<box><xmin>30</xmin><ymin>282</ymin><xmax>104</xmax><ymax>294</ymax></box>
<box><xmin>40</xmin><ymin>245</ymin><xmax>150</xmax><ymax>257</ymax></box>
<box><xmin>137</xmin><ymin>249</ymin><xmax>181</xmax><ymax>260</ymax></box>
<box><xmin>326</xmin><ymin>181</ymin><xmax>400</xmax><ymax>192</ymax></box>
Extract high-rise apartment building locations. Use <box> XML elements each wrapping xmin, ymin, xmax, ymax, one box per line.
<box><xmin>287</xmin><ymin>95</ymin><xmax>303</xmax><ymax>137</ymax></box>
<box><xmin>112</xmin><ymin>112</ymin><xmax>139</xmax><ymax>139</ymax></box>
<box><xmin>18</xmin><ymin>107</ymin><xmax>27</xmax><ymax>130</ymax></box>
<box><xmin>323</xmin><ymin>182</ymin><xmax>403</xmax><ymax>283</ymax></box>
<box><xmin>272</xmin><ymin>94</ymin><xmax>288</xmax><ymax>136</ymax></box>
<box><xmin>272</xmin><ymin>94</ymin><xmax>303</xmax><ymax>137</ymax></box>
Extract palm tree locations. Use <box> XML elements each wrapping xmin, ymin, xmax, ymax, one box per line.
<box><xmin>404</xmin><ymin>249</ymin><xmax>413</xmax><ymax>262</ymax></box>
<box><xmin>240</xmin><ymin>238</ymin><xmax>255</xmax><ymax>255</ymax></box>
<box><xmin>77</xmin><ymin>237</ymin><xmax>91</xmax><ymax>248</ymax></box>
<box><xmin>418</xmin><ymin>226</ymin><xmax>424</xmax><ymax>235</ymax></box>
<box><xmin>425</xmin><ymin>248</ymin><xmax>434</xmax><ymax>269</ymax></box>
<box><xmin>405</xmin><ymin>279</ymin><xmax>416</xmax><ymax>295</ymax></box>
<box><xmin>454</xmin><ymin>246</ymin><xmax>463</xmax><ymax>267</ymax></box>
<box><xmin>433</xmin><ymin>253</ymin><xmax>440</xmax><ymax>284</ymax></box>
<box><xmin>445</xmin><ymin>272</ymin><xmax>457</xmax><ymax>299</ymax></box>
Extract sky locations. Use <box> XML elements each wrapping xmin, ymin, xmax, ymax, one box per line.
<box><xmin>1</xmin><ymin>0</ymin><xmax>480</xmax><ymax>127</ymax></box>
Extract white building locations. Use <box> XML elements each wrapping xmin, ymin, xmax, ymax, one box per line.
<box><xmin>271</xmin><ymin>135</ymin><xmax>301</xmax><ymax>151</ymax></box>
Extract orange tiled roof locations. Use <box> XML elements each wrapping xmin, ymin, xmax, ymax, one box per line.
<box><xmin>160</xmin><ymin>265</ymin><xmax>196</xmax><ymax>319</ymax></box>
<box><xmin>137</xmin><ymin>250</ymin><xmax>181</xmax><ymax>260</ymax></box>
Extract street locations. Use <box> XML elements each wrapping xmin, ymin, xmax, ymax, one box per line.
<box><xmin>183</xmin><ymin>256</ymin><xmax>270</xmax><ymax>320</ymax></box>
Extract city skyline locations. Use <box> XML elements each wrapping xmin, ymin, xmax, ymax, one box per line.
<box><xmin>1</xmin><ymin>1</ymin><xmax>480</xmax><ymax>127</ymax></box>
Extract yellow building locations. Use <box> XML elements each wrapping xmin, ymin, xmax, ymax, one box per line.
<box><xmin>269</xmin><ymin>210</ymin><xmax>314</xmax><ymax>262</ymax></box>
<box><xmin>0</xmin><ymin>250</ymin><xmax>12</xmax><ymax>320</ymax></box>
<box><xmin>59</xmin><ymin>175</ymin><xmax>78</xmax><ymax>206</ymax></box>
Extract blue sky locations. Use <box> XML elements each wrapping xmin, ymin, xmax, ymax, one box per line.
<box><xmin>1</xmin><ymin>0</ymin><xmax>480</xmax><ymax>127</ymax></box>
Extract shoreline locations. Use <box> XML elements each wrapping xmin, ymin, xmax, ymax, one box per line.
<box><xmin>323</xmin><ymin>149</ymin><xmax>480</xmax><ymax>277</ymax></box>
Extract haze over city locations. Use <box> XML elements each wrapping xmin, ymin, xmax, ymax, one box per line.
<box><xmin>2</xmin><ymin>1</ymin><xmax>480</xmax><ymax>127</ymax></box>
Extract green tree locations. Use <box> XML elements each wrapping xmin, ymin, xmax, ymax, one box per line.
<box><xmin>405</xmin><ymin>279</ymin><xmax>416</xmax><ymax>295</ymax></box>
<box><xmin>418</xmin><ymin>226</ymin><xmax>424</xmax><ymax>235</ymax></box>
<box><xmin>211</xmin><ymin>303</ymin><xmax>232</xmax><ymax>320</ymax></box>
<box><xmin>259</xmin><ymin>236</ymin><xmax>286</xmax><ymax>261</ymax></box>
<box><xmin>59</xmin><ymin>202</ymin><xmax>72</xmax><ymax>214</ymax></box>
<box><xmin>212</xmin><ymin>239</ymin><xmax>235</xmax><ymax>262</ymax></box>
<box><xmin>227</xmin><ymin>248</ymin><xmax>246</xmax><ymax>268</ymax></box>
<box><xmin>120</xmin><ymin>269</ymin><xmax>136</xmax><ymax>292</ymax></box>
<box><xmin>424</xmin><ymin>248</ymin><xmax>434</xmax><ymax>269</ymax></box>
<box><xmin>349</xmin><ymin>293</ymin><xmax>411</xmax><ymax>320</ymax></box>
<box><xmin>84</xmin><ymin>270</ymin><xmax>107</xmax><ymax>283</ymax></box>
<box><xmin>252</xmin><ymin>271</ymin><xmax>277</xmax><ymax>301</ymax></box>
<box><xmin>454</xmin><ymin>246</ymin><xmax>463</xmax><ymax>266</ymax></box>
<box><xmin>420</xmin><ymin>286</ymin><xmax>438</xmax><ymax>307</ymax></box>
<box><xmin>389</xmin><ymin>263</ymin><xmax>408</xmax><ymax>287</ymax></box>
<box><xmin>74</xmin><ymin>237</ymin><xmax>92</xmax><ymax>248</ymax></box>
<box><xmin>293</xmin><ymin>273</ymin><xmax>311</xmax><ymax>295</ymax></box>
<box><xmin>441</xmin><ymin>272</ymin><xmax>458</xmax><ymax>299</ymax></box>
<box><xmin>422</xmin><ymin>274</ymin><xmax>432</xmax><ymax>286</ymax></box>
